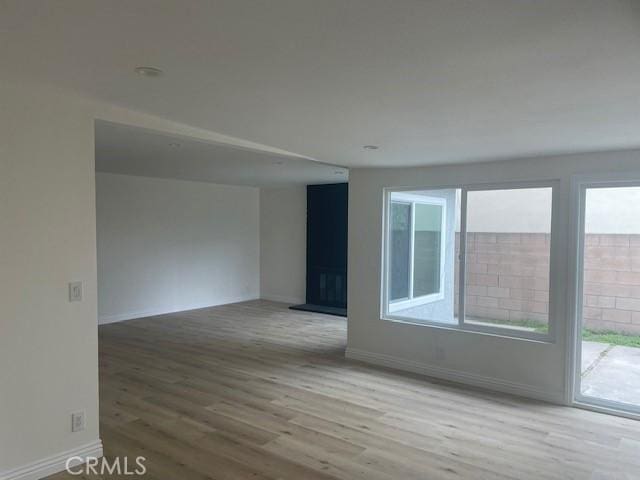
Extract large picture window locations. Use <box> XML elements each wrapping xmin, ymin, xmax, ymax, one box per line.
<box><xmin>382</xmin><ymin>184</ymin><xmax>555</xmax><ymax>340</ymax></box>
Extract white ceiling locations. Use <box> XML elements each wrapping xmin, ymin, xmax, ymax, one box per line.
<box><xmin>95</xmin><ymin>121</ymin><xmax>347</xmax><ymax>187</ymax></box>
<box><xmin>3</xmin><ymin>1</ymin><xmax>640</xmax><ymax>168</ymax></box>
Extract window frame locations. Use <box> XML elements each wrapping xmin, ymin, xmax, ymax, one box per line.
<box><xmin>568</xmin><ymin>175</ymin><xmax>640</xmax><ymax>418</ymax></box>
<box><xmin>387</xmin><ymin>192</ymin><xmax>447</xmax><ymax>313</ymax></box>
<box><xmin>381</xmin><ymin>180</ymin><xmax>558</xmax><ymax>343</ymax></box>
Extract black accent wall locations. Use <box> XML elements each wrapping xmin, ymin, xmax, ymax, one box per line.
<box><xmin>305</xmin><ymin>183</ymin><xmax>348</xmax><ymax>309</ymax></box>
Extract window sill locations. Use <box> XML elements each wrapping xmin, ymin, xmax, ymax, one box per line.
<box><xmin>388</xmin><ymin>292</ymin><xmax>445</xmax><ymax>313</ymax></box>
<box><xmin>380</xmin><ymin>314</ymin><xmax>555</xmax><ymax>344</ymax></box>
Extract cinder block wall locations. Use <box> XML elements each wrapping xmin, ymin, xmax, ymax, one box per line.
<box><xmin>582</xmin><ymin>234</ymin><xmax>640</xmax><ymax>333</ymax></box>
<box><xmin>456</xmin><ymin>233</ymin><xmax>640</xmax><ymax>334</ymax></box>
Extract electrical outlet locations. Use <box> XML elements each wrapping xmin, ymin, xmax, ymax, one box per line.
<box><xmin>71</xmin><ymin>411</ymin><xmax>85</xmax><ymax>432</ymax></box>
<box><xmin>69</xmin><ymin>282</ymin><xmax>83</xmax><ymax>302</ymax></box>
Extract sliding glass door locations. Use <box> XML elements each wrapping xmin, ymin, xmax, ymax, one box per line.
<box><xmin>575</xmin><ymin>182</ymin><xmax>640</xmax><ymax>416</ymax></box>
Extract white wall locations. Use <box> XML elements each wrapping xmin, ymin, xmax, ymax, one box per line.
<box><xmin>457</xmin><ymin>187</ymin><xmax>640</xmax><ymax>234</ymax></box>
<box><xmin>0</xmin><ymin>82</ymin><xmax>101</xmax><ymax>475</ymax></box>
<box><xmin>0</xmin><ymin>78</ymin><xmax>274</xmax><ymax>478</ymax></box>
<box><xmin>347</xmin><ymin>148</ymin><xmax>640</xmax><ymax>404</ymax></box>
<box><xmin>260</xmin><ymin>187</ymin><xmax>306</xmax><ymax>304</ymax></box>
<box><xmin>585</xmin><ymin>187</ymin><xmax>640</xmax><ymax>234</ymax></box>
<box><xmin>464</xmin><ymin>188</ymin><xmax>552</xmax><ymax>233</ymax></box>
<box><xmin>96</xmin><ymin>173</ymin><xmax>260</xmax><ymax>323</ymax></box>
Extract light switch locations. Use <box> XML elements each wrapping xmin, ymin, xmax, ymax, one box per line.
<box><xmin>69</xmin><ymin>282</ymin><xmax>83</xmax><ymax>302</ymax></box>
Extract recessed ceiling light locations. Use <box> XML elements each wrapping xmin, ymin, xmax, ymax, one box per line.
<box><xmin>363</xmin><ymin>145</ymin><xmax>379</xmax><ymax>150</ymax></box>
<box><xmin>168</xmin><ymin>142</ymin><xmax>181</xmax><ymax>147</ymax></box>
<box><xmin>134</xmin><ymin>66</ymin><xmax>163</xmax><ymax>77</ymax></box>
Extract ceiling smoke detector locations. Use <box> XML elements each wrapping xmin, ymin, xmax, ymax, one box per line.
<box><xmin>134</xmin><ymin>66</ymin><xmax>163</xmax><ymax>77</ymax></box>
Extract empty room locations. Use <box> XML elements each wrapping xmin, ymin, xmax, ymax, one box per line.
<box><xmin>2</xmin><ymin>1</ymin><xmax>640</xmax><ymax>480</ymax></box>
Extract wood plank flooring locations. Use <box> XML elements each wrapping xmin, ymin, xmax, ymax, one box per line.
<box><xmin>50</xmin><ymin>300</ymin><xmax>640</xmax><ymax>480</ymax></box>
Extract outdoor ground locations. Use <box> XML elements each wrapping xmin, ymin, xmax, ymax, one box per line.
<box><xmin>581</xmin><ymin>341</ymin><xmax>640</xmax><ymax>406</ymax></box>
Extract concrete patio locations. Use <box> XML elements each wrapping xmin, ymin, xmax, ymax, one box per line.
<box><xmin>581</xmin><ymin>341</ymin><xmax>640</xmax><ymax>406</ymax></box>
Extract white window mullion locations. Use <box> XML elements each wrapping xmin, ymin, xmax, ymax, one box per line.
<box><xmin>458</xmin><ymin>189</ymin><xmax>468</xmax><ymax>326</ymax></box>
<box><xmin>408</xmin><ymin>202</ymin><xmax>415</xmax><ymax>301</ymax></box>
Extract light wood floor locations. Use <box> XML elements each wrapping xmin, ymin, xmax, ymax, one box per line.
<box><xmin>51</xmin><ymin>300</ymin><xmax>639</xmax><ymax>480</ymax></box>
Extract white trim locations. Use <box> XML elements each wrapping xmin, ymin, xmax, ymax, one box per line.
<box><xmin>388</xmin><ymin>292</ymin><xmax>445</xmax><ymax>313</ymax></box>
<box><xmin>575</xmin><ymin>394</ymin><xmax>640</xmax><ymax>417</ymax></box>
<box><xmin>458</xmin><ymin>188</ymin><xmax>468</xmax><ymax>326</ymax></box>
<box><xmin>565</xmin><ymin>175</ymin><xmax>584</xmax><ymax>405</ymax></box>
<box><xmin>0</xmin><ymin>440</ymin><xmax>103</xmax><ymax>480</ymax></box>
<box><xmin>573</xmin><ymin>400</ymin><xmax>640</xmax><ymax>422</ymax></box>
<box><xmin>346</xmin><ymin>347</ymin><xmax>563</xmax><ymax>404</ymax></box>
<box><xmin>380</xmin><ymin>187</ymin><xmax>391</xmax><ymax>320</ymax></box>
<box><xmin>547</xmin><ymin>182</ymin><xmax>562</xmax><ymax>346</ymax></box>
<box><xmin>385</xmin><ymin>192</ymin><xmax>447</xmax><ymax>313</ymax></box>
<box><xmin>98</xmin><ymin>295</ymin><xmax>260</xmax><ymax>324</ymax></box>
<box><xmin>380</xmin><ymin>313</ymin><xmax>552</xmax><ymax>342</ymax></box>
<box><xmin>409</xmin><ymin>199</ymin><xmax>415</xmax><ymax>299</ymax></box>
<box><xmin>463</xmin><ymin>179</ymin><xmax>556</xmax><ymax>192</ymax></box>
<box><xmin>391</xmin><ymin>192</ymin><xmax>446</xmax><ymax>204</ymax></box>
<box><xmin>260</xmin><ymin>294</ymin><xmax>305</xmax><ymax>305</ymax></box>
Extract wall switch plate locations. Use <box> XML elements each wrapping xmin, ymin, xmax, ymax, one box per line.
<box><xmin>69</xmin><ymin>282</ymin><xmax>83</xmax><ymax>302</ymax></box>
<box><xmin>71</xmin><ymin>411</ymin><xmax>85</xmax><ymax>432</ymax></box>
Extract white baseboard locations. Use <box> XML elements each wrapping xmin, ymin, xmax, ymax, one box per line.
<box><xmin>345</xmin><ymin>347</ymin><xmax>563</xmax><ymax>404</ymax></box>
<box><xmin>98</xmin><ymin>295</ymin><xmax>260</xmax><ymax>324</ymax></box>
<box><xmin>260</xmin><ymin>294</ymin><xmax>305</xmax><ymax>305</ymax></box>
<box><xmin>0</xmin><ymin>440</ymin><xmax>103</xmax><ymax>480</ymax></box>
